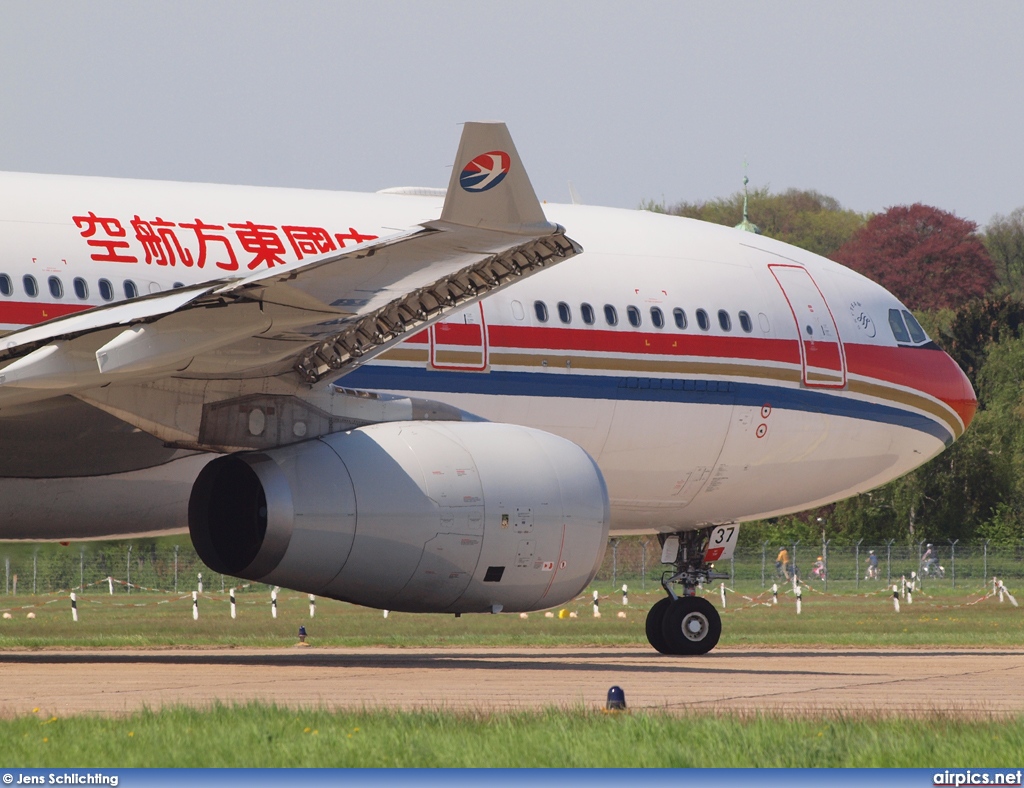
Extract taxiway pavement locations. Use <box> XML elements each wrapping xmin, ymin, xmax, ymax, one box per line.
<box><xmin>2</xmin><ymin>647</ymin><xmax>1023</xmax><ymax>717</ymax></box>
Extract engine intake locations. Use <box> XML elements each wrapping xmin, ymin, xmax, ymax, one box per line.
<box><xmin>189</xmin><ymin>421</ymin><xmax>609</xmax><ymax>613</ymax></box>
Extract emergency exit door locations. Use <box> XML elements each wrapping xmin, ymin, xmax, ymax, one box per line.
<box><xmin>429</xmin><ymin>302</ymin><xmax>489</xmax><ymax>371</ymax></box>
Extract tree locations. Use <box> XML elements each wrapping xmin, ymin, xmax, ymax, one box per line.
<box><xmin>667</xmin><ymin>187</ymin><xmax>866</xmax><ymax>258</ymax></box>
<box><xmin>832</xmin><ymin>204</ymin><xmax>995</xmax><ymax>311</ymax></box>
<box><xmin>937</xmin><ymin>295</ymin><xmax>1024</xmax><ymax>388</ymax></box>
<box><xmin>985</xmin><ymin>207</ymin><xmax>1024</xmax><ymax>296</ymax></box>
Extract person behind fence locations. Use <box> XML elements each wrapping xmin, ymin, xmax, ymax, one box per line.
<box><xmin>866</xmin><ymin>549</ymin><xmax>879</xmax><ymax>580</ymax></box>
<box><xmin>776</xmin><ymin>547</ymin><xmax>791</xmax><ymax>580</ymax></box>
<box><xmin>812</xmin><ymin>556</ymin><xmax>826</xmax><ymax>580</ymax></box>
<box><xmin>921</xmin><ymin>543</ymin><xmax>936</xmax><ymax>575</ymax></box>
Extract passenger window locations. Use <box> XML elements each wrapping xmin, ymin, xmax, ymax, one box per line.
<box><xmin>696</xmin><ymin>309</ymin><xmax>710</xmax><ymax>331</ymax></box>
<box><xmin>627</xmin><ymin>305</ymin><xmax>641</xmax><ymax>327</ymax></box>
<box><xmin>604</xmin><ymin>304</ymin><xmax>618</xmax><ymax>326</ymax></box>
<box><xmin>534</xmin><ymin>300</ymin><xmax>548</xmax><ymax>323</ymax></box>
<box><xmin>903</xmin><ymin>310</ymin><xmax>928</xmax><ymax>343</ymax></box>
<box><xmin>124</xmin><ymin>280</ymin><xmax>139</xmax><ymax>300</ymax></box>
<box><xmin>650</xmin><ymin>306</ymin><xmax>665</xmax><ymax>329</ymax></box>
<box><xmin>739</xmin><ymin>310</ymin><xmax>753</xmax><ymax>333</ymax></box>
<box><xmin>888</xmin><ymin>308</ymin><xmax>911</xmax><ymax>343</ymax></box>
<box><xmin>511</xmin><ymin>300</ymin><xmax>525</xmax><ymax>321</ymax></box>
<box><xmin>718</xmin><ymin>310</ymin><xmax>731</xmax><ymax>331</ymax></box>
<box><xmin>580</xmin><ymin>302</ymin><xmax>595</xmax><ymax>325</ymax></box>
<box><xmin>23</xmin><ymin>275</ymin><xmax>38</xmax><ymax>298</ymax></box>
<box><xmin>557</xmin><ymin>301</ymin><xmax>571</xmax><ymax>324</ymax></box>
<box><xmin>673</xmin><ymin>308</ymin><xmax>687</xmax><ymax>330</ymax></box>
<box><xmin>48</xmin><ymin>276</ymin><xmax>64</xmax><ymax>299</ymax></box>
<box><xmin>73</xmin><ymin>277</ymin><xmax>89</xmax><ymax>300</ymax></box>
<box><xmin>99</xmin><ymin>278</ymin><xmax>114</xmax><ymax>302</ymax></box>
<box><xmin>0</xmin><ymin>274</ymin><xmax>11</xmax><ymax>297</ymax></box>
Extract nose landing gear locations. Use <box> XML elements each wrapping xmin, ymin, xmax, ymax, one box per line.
<box><xmin>646</xmin><ymin>526</ymin><xmax>731</xmax><ymax>655</ymax></box>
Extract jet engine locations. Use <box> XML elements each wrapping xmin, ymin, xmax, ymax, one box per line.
<box><xmin>188</xmin><ymin>421</ymin><xmax>610</xmax><ymax>613</ymax></box>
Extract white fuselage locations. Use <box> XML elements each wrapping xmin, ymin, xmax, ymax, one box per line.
<box><xmin>0</xmin><ymin>172</ymin><xmax>976</xmax><ymax>537</ymax></box>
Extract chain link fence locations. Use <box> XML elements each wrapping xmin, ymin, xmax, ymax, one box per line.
<box><xmin>2</xmin><ymin>537</ymin><xmax>1023</xmax><ymax>598</ymax></box>
<box><xmin>0</xmin><ymin>542</ymin><xmax>244</xmax><ymax>597</ymax></box>
<box><xmin>594</xmin><ymin>538</ymin><xmax>1024</xmax><ymax>593</ymax></box>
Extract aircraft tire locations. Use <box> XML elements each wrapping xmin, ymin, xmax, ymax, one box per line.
<box><xmin>661</xmin><ymin>596</ymin><xmax>721</xmax><ymax>655</ymax></box>
<box><xmin>645</xmin><ymin>597</ymin><xmax>673</xmax><ymax>655</ymax></box>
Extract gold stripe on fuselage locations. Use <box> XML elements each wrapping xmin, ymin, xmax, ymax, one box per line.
<box><xmin>373</xmin><ymin>348</ymin><xmax>963</xmax><ymax>440</ymax></box>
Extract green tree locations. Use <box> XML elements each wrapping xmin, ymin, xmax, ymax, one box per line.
<box><xmin>984</xmin><ymin>207</ymin><xmax>1024</xmax><ymax>296</ymax></box>
<box><xmin>667</xmin><ymin>187</ymin><xmax>866</xmax><ymax>257</ymax></box>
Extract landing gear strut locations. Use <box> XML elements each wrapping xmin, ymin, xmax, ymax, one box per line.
<box><xmin>646</xmin><ymin>527</ymin><xmax>730</xmax><ymax>655</ymax></box>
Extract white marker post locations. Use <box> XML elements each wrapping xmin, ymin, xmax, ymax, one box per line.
<box><xmin>271</xmin><ymin>588</ymin><xmax>278</xmax><ymax>619</ymax></box>
<box><xmin>308</xmin><ymin>594</ymin><xmax>316</xmax><ymax>619</ymax></box>
<box><xmin>383</xmin><ymin>609</ymin><xmax>389</xmax><ymax>619</ymax></box>
<box><xmin>772</xmin><ymin>583</ymin><xmax>778</xmax><ymax>605</ymax></box>
<box><xmin>720</xmin><ymin>582</ymin><xmax>727</xmax><ymax>609</ymax></box>
<box><xmin>592</xmin><ymin>589</ymin><xmax>600</xmax><ymax>618</ymax></box>
<box><xmin>901</xmin><ymin>575</ymin><xmax>906</xmax><ymax>599</ymax></box>
<box><xmin>622</xmin><ymin>584</ymin><xmax>628</xmax><ymax>606</ymax></box>
<box><xmin>108</xmin><ymin>576</ymin><xmax>114</xmax><ymax>595</ymax></box>
<box><xmin>70</xmin><ymin>592</ymin><xmax>78</xmax><ymax>623</ymax></box>
<box><xmin>230</xmin><ymin>588</ymin><xmax>236</xmax><ymax>620</ymax></box>
<box><xmin>892</xmin><ymin>585</ymin><xmax>900</xmax><ymax>613</ymax></box>
<box><xmin>997</xmin><ymin>577</ymin><xmax>1004</xmax><ymax>603</ymax></box>
<box><xmin>192</xmin><ymin>591</ymin><xmax>199</xmax><ymax>620</ymax></box>
<box><xmin>197</xmin><ymin>573</ymin><xmax>203</xmax><ymax>595</ymax></box>
<box><xmin>795</xmin><ymin>584</ymin><xmax>802</xmax><ymax>615</ymax></box>
<box><xmin>908</xmin><ymin>572</ymin><xmax>916</xmax><ymax>604</ymax></box>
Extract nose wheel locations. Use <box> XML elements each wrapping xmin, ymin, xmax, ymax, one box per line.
<box><xmin>646</xmin><ymin>596</ymin><xmax>721</xmax><ymax>655</ymax></box>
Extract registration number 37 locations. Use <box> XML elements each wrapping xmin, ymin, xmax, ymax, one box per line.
<box><xmin>704</xmin><ymin>525</ymin><xmax>738</xmax><ymax>563</ymax></box>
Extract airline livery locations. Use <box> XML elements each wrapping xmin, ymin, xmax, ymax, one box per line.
<box><xmin>0</xmin><ymin>123</ymin><xmax>975</xmax><ymax>655</ymax></box>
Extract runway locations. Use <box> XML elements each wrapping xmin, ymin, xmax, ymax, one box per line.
<box><xmin>2</xmin><ymin>647</ymin><xmax>1024</xmax><ymax>717</ymax></box>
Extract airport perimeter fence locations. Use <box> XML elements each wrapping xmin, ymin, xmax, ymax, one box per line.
<box><xmin>3</xmin><ymin>537</ymin><xmax>1024</xmax><ymax>599</ymax></box>
<box><xmin>592</xmin><ymin>537</ymin><xmax>1024</xmax><ymax>595</ymax></box>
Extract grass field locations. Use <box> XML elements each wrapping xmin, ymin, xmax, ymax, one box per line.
<box><xmin>1</xmin><ymin>582</ymin><xmax>1020</xmax><ymax>649</ymax></box>
<box><xmin>2</xmin><ymin>582</ymin><xmax>1021</xmax><ymax>768</ymax></box>
<box><xmin>2</xmin><ymin>704</ymin><xmax>1023</xmax><ymax>767</ymax></box>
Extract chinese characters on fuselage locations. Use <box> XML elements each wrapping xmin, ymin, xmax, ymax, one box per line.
<box><xmin>72</xmin><ymin>212</ymin><xmax>378</xmax><ymax>270</ymax></box>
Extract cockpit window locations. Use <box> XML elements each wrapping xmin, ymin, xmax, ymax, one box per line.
<box><xmin>888</xmin><ymin>308</ymin><xmax>911</xmax><ymax>343</ymax></box>
<box><xmin>903</xmin><ymin>310</ymin><xmax>928</xmax><ymax>343</ymax></box>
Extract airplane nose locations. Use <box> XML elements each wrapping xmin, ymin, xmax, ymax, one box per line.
<box><xmin>943</xmin><ymin>349</ymin><xmax>977</xmax><ymax>435</ymax></box>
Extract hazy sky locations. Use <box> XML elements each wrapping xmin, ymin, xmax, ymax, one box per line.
<box><xmin>2</xmin><ymin>1</ymin><xmax>1021</xmax><ymax>226</ymax></box>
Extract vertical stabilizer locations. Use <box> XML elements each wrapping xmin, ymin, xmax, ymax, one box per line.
<box><xmin>439</xmin><ymin>122</ymin><xmax>554</xmax><ymax>235</ymax></box>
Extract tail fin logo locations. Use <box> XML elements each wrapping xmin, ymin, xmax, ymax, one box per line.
<box><xmin>459</xmin><ymin>150</ymin><xmax>511</xmax><ymax>192</ymax></box>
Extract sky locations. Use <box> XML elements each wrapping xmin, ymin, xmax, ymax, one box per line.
<box><xmin>1</xmin><ymin>1</ymin><xmax>1022</xmax><ymax>227</ymax></box>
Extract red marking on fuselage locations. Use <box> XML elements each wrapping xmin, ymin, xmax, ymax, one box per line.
<box><xmin>0</xmin><ymin>301</ymin><xmax>92</xmax><ymax>325</ymax></box>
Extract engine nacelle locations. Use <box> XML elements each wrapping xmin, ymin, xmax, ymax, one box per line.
<box><xmin>189</xmin><ymin>421</ymin><xmax>609</xmax><ymax>613</ymax></box>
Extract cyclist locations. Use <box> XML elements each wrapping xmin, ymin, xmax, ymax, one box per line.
<box><xmin>776</xmin><ymin>547</ymin><xmax>791</xmax><ymax>581</ymax></box>
<box><xmin>921</xmin><ymin>543</ymin><xmax>936</xmax><ymax>575</ymax></box>
<box><xmin>866</xmin><ymin>550</ymin><xmax>879</xmax><ymax>580</ymax></box>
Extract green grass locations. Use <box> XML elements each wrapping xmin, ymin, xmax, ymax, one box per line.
<box><xmin>2</xmin><ymin>704</ymin><xmax>1022</xmax><ymax>767</ymax></box>
<box><xmin>1</xmin><ymin>583</ymin><xmax>1020</xmax><ymax>649</ymax></box>
<box><xmin>3</xmin><ymin>584</ymin><xmax>1022</xmax><ymax>768</ymax></box>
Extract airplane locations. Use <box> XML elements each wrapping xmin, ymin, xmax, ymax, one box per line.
<box><xmin>0</xmin><ymin>123</ymin><xmax>976</xmax><ymax>656</ymax></box>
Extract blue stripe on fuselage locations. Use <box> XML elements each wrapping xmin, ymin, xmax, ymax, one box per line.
<box><xmin>341</xmin><ymin>363</ymin><xmax>954</xmax><ymax>447</ymax></box>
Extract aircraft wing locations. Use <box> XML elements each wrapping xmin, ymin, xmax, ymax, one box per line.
<box><xmin>0</xmin><ymin>123</ymin><xmax>578</xmax><ymax>412</ymax></box>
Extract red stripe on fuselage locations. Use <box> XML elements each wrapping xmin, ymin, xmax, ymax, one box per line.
<box><xmin>0</xmin><ymin>301</ymin><xmax>92</xmax><ymax>325</ymax></box>
<box><xmin>406</xmin><ymin>323</ymin><xmax>976</xmax><ymax>428</ymax></box>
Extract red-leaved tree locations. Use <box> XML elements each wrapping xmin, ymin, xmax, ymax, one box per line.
<box><xmin>832</xmin><ymin>204</ymin><xmax>995</xmax><ymax>311</ymax></box>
